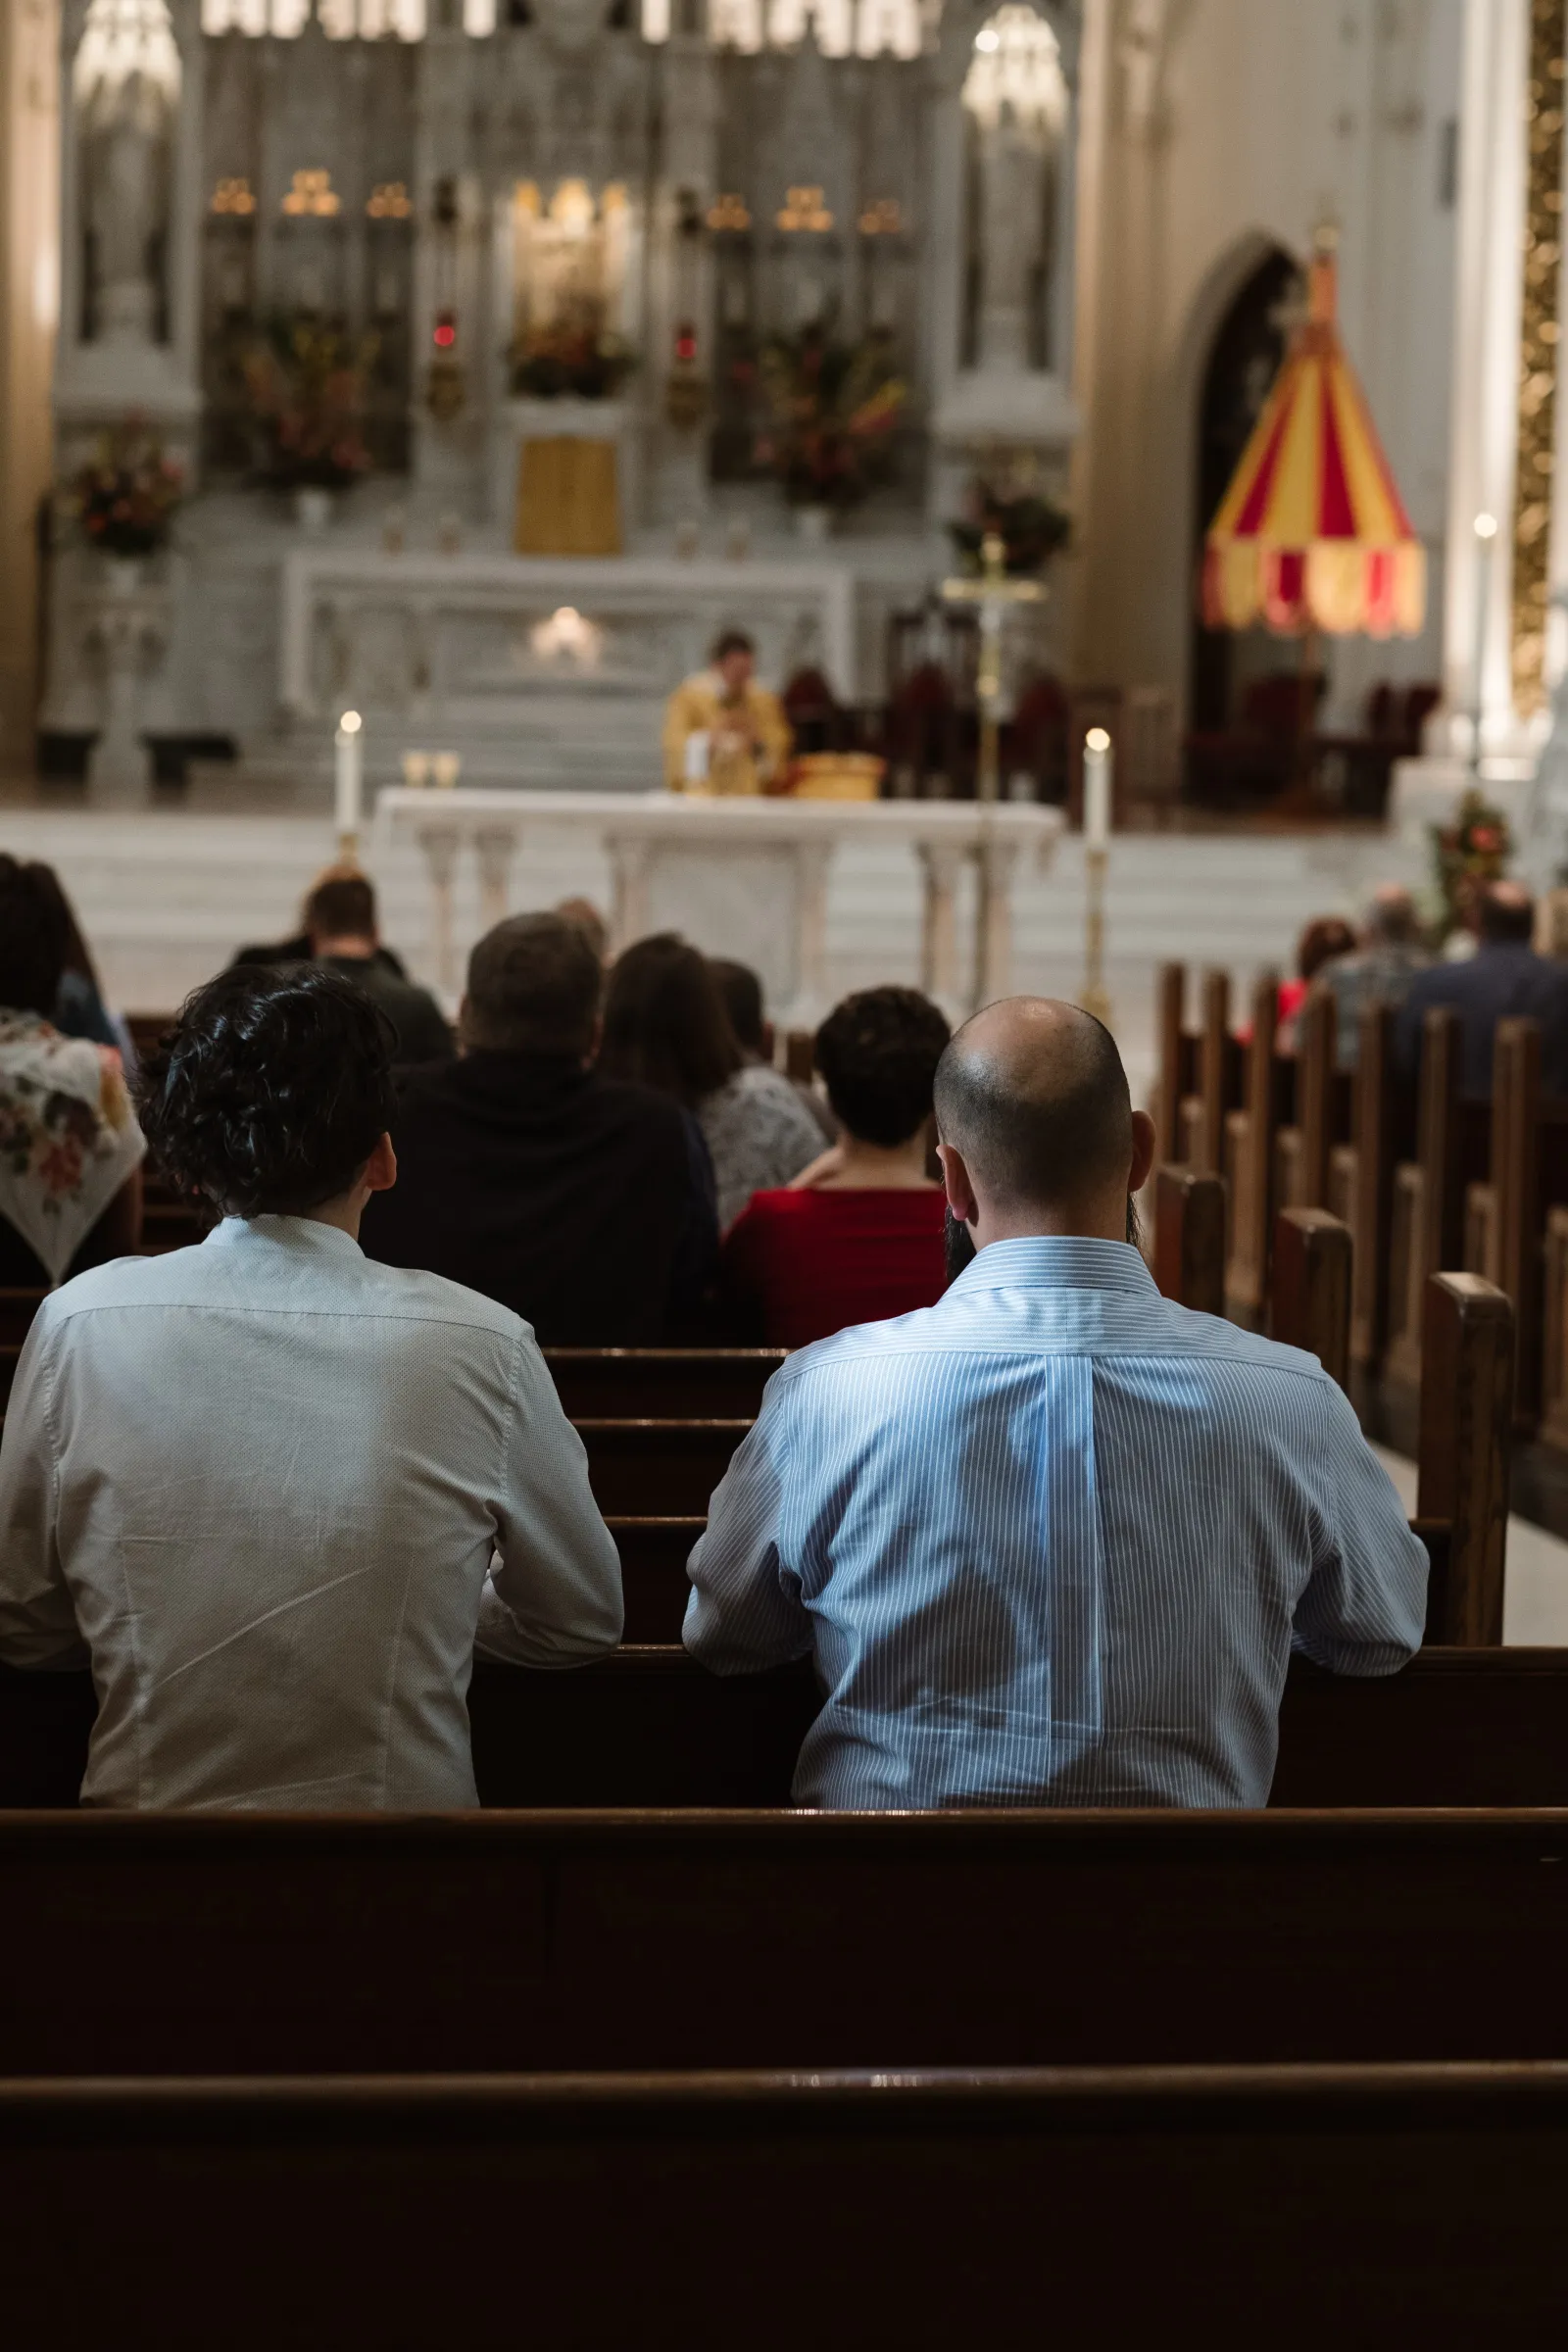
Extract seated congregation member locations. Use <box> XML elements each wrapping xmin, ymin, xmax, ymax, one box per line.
<box><xmin>686</xmin><ymin>998</ymin><xmax>1426</xmax><ymax>1810</ymax></box>
<box><xmin>1396</xmin><ymin>879</ymin><xmax>1568</xmax><ymax>1098</ymax></box>
<box><xmin>301</xmin><ymin>870</ymin><xmax>453</xmax><ymax>1064</ymax></box>
<box><xmin>598</xmin><ymin>935</ymin><xmax>823</xmax><ymax>1232</ymax></box>
<box><xmin>1318</xmin><ymin>884</ymin><xmax>1431</xmax><ymax>1072</ymax></box>
<box><xmin>228</xmin><ymin>865</ymin><xmax>413</xmax><ymax>979</ymax></box>
<box><xmin>0</xmin><ymin>964</ymin><xmax>621</xmax><ymax>1812</ymax></box>
<box><xmin>361</xmin><ymin>912</ymin><xmax>716</xmax><ymax>1342</ymax></box>
<box><xmin>710</xmin><ymin>956</ymin><xmax>838</xmax><ymax>1148</ymax></box>
<box><xmin>25</xmin><ymin>860</ymin><xmax>138</xmax><ymax>1069</ymax></box>
<box><xmin>0</xmin><ymin>856</ymin><xmax>144</xmax><ymax>1288</ymax></box>
<box><xmin>720</xmin><ymin>984</ymin><xmax>950</xmax><ymax>1345</ymax></box>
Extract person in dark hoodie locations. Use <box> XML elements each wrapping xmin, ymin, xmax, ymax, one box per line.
<box><xmin>360</xmin><ymin>910</ymin><xmax>716</xmax><ymax>1343</ymax></box>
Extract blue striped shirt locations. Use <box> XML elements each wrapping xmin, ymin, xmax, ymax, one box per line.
<box><xmin>683</xmin><ymin>1236</ymin><xmax>1428</xmax><ymax>1809</ymax></box>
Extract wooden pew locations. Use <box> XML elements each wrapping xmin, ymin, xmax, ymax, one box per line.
<box><xmin>8</xmin><ymin>1810</ymin><xmax>1568</xmax><ymax>2076</ymax></box>
<box><xmin>1152</xmin><ymin>958</ymin><xmax>1191</xmax><ymax>1163</ymax></box>
<box><xmin>1274</xmin><ymin>986</ymin><xmax>1346</xmax><ymax>1214</ymax></box>
<box><xmin>1223</xmin><ymin>973</ymin><xmax>1282</xmax><ymax>1320</ymax></box>
<box><xmin>14</xmin><ymin>1625</ymin><xmax>1565</xmax><ymax>1820</ymax></box>
<box><xmin>1270</xmin><ymin>1205</ymin><xmax>1350</xmax><ymax>1389</ymax></box>
<box><xmin>609</xmin><ymin>1516</ymin><xmax>705</xmax><ymax>1641</ymax></box>
<box><xmin>1386</xmin><ymin>1008</ymin><xmax>1491</xmax><ymax>1384</ymax></box>
<box><xmin>1461</xmin><ymin>1018</ymin><xmax>1568</xmax><ymax>1430</ymax></box>
<box><xmin>1152</xmin><ymin>1165</ymin><xmax>1225</xmax><ymax>1314</ymax></box>
<box><xmin>0</xmin><ymin>1288</ymin><xmax>44</xmax><ymax>1346</ymax></box>
<box><xmin>545</xmin><ymin>1348</ymin><xmax>786</xmax><ymax>1420</ymax></box>
<box><xmin>579</xmin><ymin>1419</ymin><xmax>750</xmax><ymax>1515</ymax></box>
<box><xmin>3</xmin><ymin>2064</ymin><xmax>1565</xmax><ymax>2340</ymax></box>
<box><xmin>1337</xmin><ymin>1000</ymin><xmax>1399</xmax><ymax>1368</ymax></box>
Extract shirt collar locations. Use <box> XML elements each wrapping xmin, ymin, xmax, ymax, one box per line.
<box><xmin>204</xmin><ymin>1213</ymin><xmax>365</xmax><ymax>1260</ymax></box>
<box><xmin>946</xmin><ymin>1233</ymin><xmax>1159</xmax><ymax>1298</ymax></box>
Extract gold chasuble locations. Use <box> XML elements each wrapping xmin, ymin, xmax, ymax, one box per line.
<box><xmin>662</xmin><ymin>669</ymin><xmax>794</xmax><ymax>795</ymax></box>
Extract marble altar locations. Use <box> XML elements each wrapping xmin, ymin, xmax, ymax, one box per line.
<box><xmin>372</xmin><ymin>785</ymin><xmax>1063</xmax><ymax>1020</ymax></box>
<box><xmin>281</xmin><ymin>550</ymin><xmax>861</xmax><ymax>790</ymax></box>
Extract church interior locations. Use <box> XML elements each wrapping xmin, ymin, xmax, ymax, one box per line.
<box><xmin>6</xmin><ymin>0</ymin><xmax>1568</xmax><ymax>2330</ymax></box>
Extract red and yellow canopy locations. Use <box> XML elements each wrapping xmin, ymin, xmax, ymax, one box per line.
<box><xmin>1201</xmin><ymin>240</ymin><xmax>1425</xmax><ymax>639</ymax></box>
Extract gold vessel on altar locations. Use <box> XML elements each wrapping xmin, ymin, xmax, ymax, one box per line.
<box><xmin>785</xmin><ymin>753</ymin><xmax>886</xmax><ymax>802</ymax></box>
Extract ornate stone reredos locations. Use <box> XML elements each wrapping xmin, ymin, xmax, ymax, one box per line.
<box><xmin>72</xmin><ymin>0</ymin><xmax>181</xmax><ymax>107</ymax></box>
<box><xmin>933</xmin><ymin>0</ymin><xmax>1079</xmax><ymax>98</ymax></box>
<box><xmin>531</xmin><ymin>0</ymin><xmax>622</xmax><ymax>54</ymax></box>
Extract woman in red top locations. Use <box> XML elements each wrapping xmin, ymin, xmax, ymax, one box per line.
<box><xmin>722</xmin><ymin>985</ymin><xmax>951</xmax><ymax>1346</ymax></box>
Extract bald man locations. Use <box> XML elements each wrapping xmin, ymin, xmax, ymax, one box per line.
<box><xmin>685</xmin><ymin>999</ymin><xmax>1426</xmax><ymax>1810</ymax></box>
<box><xmin>1396</xmin><ymin>879</ymin><xmax>1568</xmax><ymax>1097</ymax></box>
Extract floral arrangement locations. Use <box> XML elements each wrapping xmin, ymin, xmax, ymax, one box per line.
<box><xmin>948</xmin><ymin>480</ymin><xmax>1071</xmax><ymax>577</ymax></box>
<box><xmin>1431</xmin><ymin>787</ymin><xmax>1511</xmax><ymax>939</ymax></box>
<box><xmin>65</xmin><ymin>422</ymin><xmax>183</xmax><ymax>560</ymax></box>
<box><xmin>745</xmin><ymin>324</ymin><xmax>906</xmax><ymax>510</ymax></box>
<box><xmin>244</xmin><ymin>317</ymin><xmax>376</xmax><ymax>490</ymax></box>
<box><xmin>510</xmin><ymin>319</ymin><xmax>636</xmax><ymax>401</ymax></box>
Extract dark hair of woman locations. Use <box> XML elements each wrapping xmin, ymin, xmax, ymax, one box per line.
<box><xmin>814</xmin><ymin>985</ymin><xmax>952</xmax><ymax>1149</ymax></box>
<box><xmin>24</xmin><ymin>861</ymin><xmax>102</xmax><ymax>991</ymax></box>
<box><xmin>1297</xmin><ymin>916</ymin><xmax>1356</xmax><ymax>983</ymax></box>
<box><xmin>597</xmin><ymin>932</ymin><xmax>744</xmax><ymax>1107</ymax></box>
<box><xmin>137</xmin><ymin>964</ymin><xmax>397</xmax><ymax>1217</ymax></box>
<box><xmin>0</xmin><ymin>856</ymin><xmax>69</xmax><ymax>1016</ymax></box>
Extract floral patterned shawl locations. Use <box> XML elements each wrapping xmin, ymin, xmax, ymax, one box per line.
<box><xmin>0</xmin><ymin>1010</ymin><xmax>146</xmax><ymax>1284</ymax></box>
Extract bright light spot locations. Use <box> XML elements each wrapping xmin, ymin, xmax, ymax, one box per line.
<box><xmin>1085</xmin><ymin>727</ymin><xmax>1110</xmax><ymax>753</ymax></box>
<box><xmin>974</xmin><ymin>26</ymin><xmax>999</xmax><ymax>48</ymax></box>
<box><xmin>1474</xmin><ymin>512</ymin><xmax>1499</xmax><ymax>541</ymax></box>
<box><xmin>340</xmin><ymin>710</ymin><xmax>364</xmax><ymax>735</ymax></box>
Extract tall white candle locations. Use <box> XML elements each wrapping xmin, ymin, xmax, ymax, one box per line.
<box><xmin>1083</xmin><ymin>727</ymin><xmax>1112</xmax><ymax>850</ymax></box>
<box><xmin>335</xmin><ymin>710</ymin><xmax>364</xmax><ymax>841</ymax></box>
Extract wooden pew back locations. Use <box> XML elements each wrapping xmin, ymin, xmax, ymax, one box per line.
<box><xmin>4</xmin><ymin>2065</ymin><xmax>1566</xmax><ymax>2341</ymax></box>
<box><xmin>5</xmin><ymin>1810</ymin><xmax>1568</xmax><ymax>2077</ymax></box>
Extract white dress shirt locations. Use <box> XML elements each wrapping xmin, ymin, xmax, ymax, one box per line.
<box><xmin>0</xmin><ymin>1216</ymin><xmax>623</xmax><ymax>1810</ymax></box>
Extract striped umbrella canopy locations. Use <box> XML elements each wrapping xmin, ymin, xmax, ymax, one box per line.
<box><xmin>1201</xmin><ymin>235</ymin><xmax>1425</xmax><ymax>640</ymax></box>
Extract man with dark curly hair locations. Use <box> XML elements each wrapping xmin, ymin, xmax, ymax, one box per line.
<box><xmin>719</xmin><ymin>983</ymin><xmax>951</xmax><ymax>1345</ymax></box>
<box><xmin>0</xmin><ymin>963</ymin><xmax>622</xmax><ymax>1811</ymax></box>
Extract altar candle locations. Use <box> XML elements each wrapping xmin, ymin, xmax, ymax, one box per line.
<box><xmin>336</xmin><ymin>710</ymin><xmax>364</xmax><ymax>840</ymax></box>
<box><xmin>1083</xmin><ymin>727</ymin><xmax>1112</xmax><ymax>850</ymax></box>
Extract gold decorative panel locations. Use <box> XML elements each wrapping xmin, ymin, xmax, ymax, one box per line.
<box><xmin>1512</xmin><ymin>0</ymin><xmax>1568</xmax><ymax>714</ymax></box>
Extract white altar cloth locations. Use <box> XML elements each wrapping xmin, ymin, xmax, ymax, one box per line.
<box><xmin>372</xmin><ymin>787</ymin><xmax>1064</xmax><ymax>1021</ymax></box>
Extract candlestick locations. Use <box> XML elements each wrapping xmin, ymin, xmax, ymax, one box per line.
<box><xmin>335</xmin><ymin>710</ymin><xmax>364</xmax><ymax>859</ymax></box>
<box><xmin>1471</xmin><ymin>511</ymin><xmax>1497</xmax><ymax>774</ymax></box>
<box><xmin>1083</xmin><ymin>725</ymin><xmax>1112</xmax><ymax>850</ymax></box>
<box><xmin>1080</xmin><ymin>728</ymin><xmax>1113</xmax><ymax>1026</ymax></box>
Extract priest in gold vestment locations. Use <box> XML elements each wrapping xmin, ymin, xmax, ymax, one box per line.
<box><xmin>662</xmin><ymin>629</ymin><xmax>793</xmax><ymax>795</ymax></box>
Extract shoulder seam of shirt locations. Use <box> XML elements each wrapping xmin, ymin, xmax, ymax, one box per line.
<box><xmin>38</xmin><ymin>1298</ymin><xmax>523</xmax><ymax>1339</ymax></box>
<box><xmin>772</xmin><ymin>1338</ymin><xmax>1334</xmax><ymax>1384</ymax></box>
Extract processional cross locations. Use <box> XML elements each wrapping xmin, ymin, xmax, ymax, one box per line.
<box><xmin>938</xmin><ymin>529</ymin><xmax>1044</xmax><ymax>1007</ymax></box>
<box><xmin>940</xmin><ymin>529</ymin><xmax>1044</xmax><ymax>805</ymax></box>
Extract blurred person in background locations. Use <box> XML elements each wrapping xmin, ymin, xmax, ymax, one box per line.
<box><xmin>710</xmin><ymin>956</ymin><xmax>838</xmax><ymax>1148</ymax></box>
<box><xmin>600</xmin><ymin>936</ymin><xmax>823</xmax><ymax>1231</ymax></box>
<box><xmin>1276</xmin><ymin>915</ymin><xmax>1356</xmax><ymax>1052</ymax></box>
<box><xmin>721</xmin><ymin>984</ymin><xmax>951</xmax><ymax>1346</ymax></box>
<box><xmin>24</xmin><ymin>862</ymin><xmax>137</xmax><ymax>1070</ymax></box>
<box><xmin>361</xmin><ymin>912</ymin><xmax>715</xmax><ymax>1342</ymax></box>
<box><xmin>1318</xmin><ymin>885</ymin><xmax>1432</xmax><ymax>1072</ymax></box>
<box><xmin>0</xmin><ymin>857</ymin><xmax>144</xmax><ymax>1287</ymax></box>
<box><xmin>229</xmin><ymin>864</ymin><xmax>413</xmax><ymax>979</ymax></box>
<box><xmin>555</xmin><ymin>897</ymin><xmax>610</xmax><ymax>963</ymax></box>
<box><xmin>301</xmin><ymin>872</ymin><xmax>453</xmax><ymax>1065</ymax></box>
<box><xmin>1396</xmin><ymin>879</ymin><xmax>1568</xmax><ymax>1099</ymax></box>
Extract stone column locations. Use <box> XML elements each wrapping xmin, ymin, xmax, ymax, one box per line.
<box><xmin>918</xmin><ymin>840</ymin><xmax>964</xmax><ymax>1009</ymax></box>
<box><xmin>474</xmin><ymin>826</ymin><xmax>518</xmax><ymax>934</ymax></box>
<box><xmin>417</xmin><ymin>824</ymin><xmax>462</xmax><ymax>995</ymax></box>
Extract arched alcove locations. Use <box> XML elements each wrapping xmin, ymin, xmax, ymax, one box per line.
<box><xmin>1189</xmin><ymin>242</ymin><xmax>1300</xmax><ymax>735</ymax></box>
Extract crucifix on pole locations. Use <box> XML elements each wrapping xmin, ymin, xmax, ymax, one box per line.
<box><xmin>942</xmin><ymin>529</ymin><xmax>1045</xmax><ymax>1006</ymax></box>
